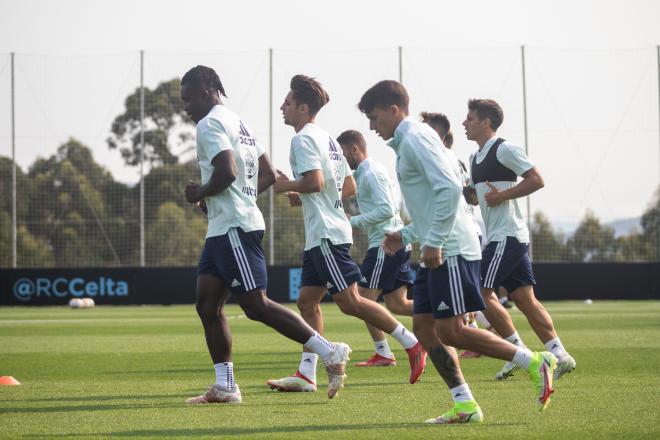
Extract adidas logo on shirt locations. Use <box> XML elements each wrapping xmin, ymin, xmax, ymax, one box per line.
<box><xmin>360</xmin><ymin>277</ymin><xmax>367</xmax><ymax>283</ymax></box>
<box><xmin>231</xmin><ymin>279</ymin><xmax>241</xmax><ymax>288</ymax></box>
<box><xmin>326</xmin><ymin>282</ymin><xmax>334</xmax><ymax>289</ymax></box>
<box><xmin>436</xmin><ymin>301</ymin><xmax>450</xmax><ymax>311</ymax></box>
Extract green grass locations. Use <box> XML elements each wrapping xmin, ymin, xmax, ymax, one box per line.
<box><xmin>1</xmin><ymin>301</ymin><xmax>660</xmax><ymax>439</ymax></box>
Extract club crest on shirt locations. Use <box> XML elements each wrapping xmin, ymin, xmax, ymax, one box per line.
<box><xmin>243</xmin><ymin>150</ymin><xmax>257</xmax><ymax>179</ymax></box>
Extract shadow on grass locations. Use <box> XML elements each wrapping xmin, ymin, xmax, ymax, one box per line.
<box><xmin>26</xmin><ymin>421</ymin><xmax>494</xmax><ymax>437</ymax></box>
<box><xmin>0</xmin><ymin>402</ymin><xmax>183</xmax><ymax>414</ymax></box>
<box><xmin>0</xmin><ymin>394</ymin><xmax>181</xmax><ymax>404</ymax></box>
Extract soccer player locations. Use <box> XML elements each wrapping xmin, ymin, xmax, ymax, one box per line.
<box><xmin>420</xmin><ymin>112</ymin><xmax>485</xmax><ymax>359</ymax></box>
<box><xmin>268</xmin><ymin>75</ymin><xmax>426</xmax><ymax>393</ymax></box>
<box><xmin>336</xmin><ymin>129</ymin><xmax>414</xmax><ymax>366</ymax></box>
<box><xmin>359</xmin><ymin>80</ymin><xmax>558</xmax><ymax>424</ymax></box>
<box><xmin>180</xmin><ymin>65</ymin><xmax>351</xmax><ymax>403</ymax></box>
<box><xmin>462</xmin><ymin>99</ymin><xmax>576</xmax><ymax>380</ymax></box>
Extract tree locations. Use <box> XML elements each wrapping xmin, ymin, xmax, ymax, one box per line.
<box><xmin>0</xmin><ymin>210</ymin><xmax>54</xmax><ymax>267</ymax></box>
<box><xmin>640</xmin><ymin>184</ymin><xmax>660</xmax><ymax>260</ymax></box>
<box><xmin>145</xmin><ymin>202</ymin><xmax>206</xmax><ymax>266</ymax></box>
<box><xmin>107</xmin><ymin>78</ymin><xmax>194</xmax><ymax>167</ymax></box>
<box><xmin>143</xmin><ymin>159</ymin><xmax>200</xmax><ymax>223</ymax></box>
<box><xmin>26</xmin><ymin>139</ymin><xmax>134</xmax><ymax>267</ymax></box>
<box><xmin>567</xmin><ymin>210</ymin><xmax>618</xmax><ymax>262</ymax></box>
<box><xmin>531</xmin><ymin>211</ymin><xmax>570</xmax><ymax>262</ymax></box>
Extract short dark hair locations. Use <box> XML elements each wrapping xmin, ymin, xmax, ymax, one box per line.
<box><xmin>290</xmin><ymin>75</ymin><xmax>329</xmax><ymax>117</ymax></box>
<box><xmin>358</xmin><ymin>80</ymin><xmax>409</xmax><ymax>114</ymax></box>
<box><xmin>181</xmin><ymin>65</ymin><xmax>227</xmax><ymax>97</ymax></box>
<box><xmin>443</xmin><ymin>131</ymin><xmax>454</xmax><ymax>148</ymax></box>
<box><xmin>468</xmin><ymin>99</ymin><xmax>503</xmax><ymax>130</ymax></box>
<box><xmin>337</xmin><ymin>130</ymin><xmax>366</xmax><ymax>151</ymax></box>
<box><xmin>420</xmin><ymin>112</ymin><xmax>450</xmax><ymax>134</ymax></box>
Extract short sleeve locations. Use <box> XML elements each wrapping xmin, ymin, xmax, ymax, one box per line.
<box><xmin>496</xmin><ymin>143</ymin><xmax>535</xmax><ymax>176</ymax></box>
<box><xmin>342</xmin><ymin>156</ymin><xmax>352</xmax><ymax>179</ymax></box>
<box><xmin>198</xmin><ymin>118</ymin><xmax>232</xmax><ymax>162</ymax></box>
<box><xmin>467</xmin><ymin>152</ymin><xmax>476</xmax><ymax>188</ymax></box>
<box><xmin>255</xmin><ymin>140</ymin><xmax>266</xmax><ymax>157</ymax></box>
<box><xmin>291</xmin><ymin>135</ymin><xmax>321</xmax><ymax>175</ymax></box>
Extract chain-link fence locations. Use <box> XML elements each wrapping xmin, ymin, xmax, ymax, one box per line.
<box><xmin>1</xmin><ymin>47</ymin><xmax>659</xmax><ymax>268</ymax></box>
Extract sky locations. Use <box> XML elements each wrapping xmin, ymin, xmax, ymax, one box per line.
<box><xmin>1</xmin><ymin>0</ymin><xmax>659</xmax><ymax>227</ymax></box>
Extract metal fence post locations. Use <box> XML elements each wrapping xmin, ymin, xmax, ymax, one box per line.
<box><xmin>11</xmin><ymin>52</ymin><xmax>16</xmax><ymax>268</ymax></box>
<box><xmin>139</xmin><ymin>50</ymin><xmax>145</xmax><ymax>267</ymax></box>
<box><xmin>521</xmin><ymin>45</ymin><xmax>533</xmax><ymax>259</ymax></box>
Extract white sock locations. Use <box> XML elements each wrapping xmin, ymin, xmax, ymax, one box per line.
<box><xmin>505</xmin><ymin>331</ymin><xmax>526</xmax><ymax>348</ymax></box>
<box><xmin>389</xmin><ymin>323</ymin><xmax>418</xmax><ymax>349</ymax></box>
<box><xmin>499</xmin><ymin>296</ymin><xmax>509</xmax><ymax>305</ymax></box>
<box><xmin>374</xmin><ymin>339</ymin><xmax>394</xmax><ymax>358</ymax></box>
<box><xmin>450</xmin><ymin>383</ymin><xmax>475</xmax><ymax>403</ymax></box>
<box><xmin>545</xmin><ymin>337</ymin><xmax>568</xmax><ymax>360</ymax></box>
<box><xmin>475</xmin><ymin>311</ymin><xmax>492</xmax><ymax>329</ymax></box>
<box><xmin>298</xmin><ymin>353</ymin><xmax>318</xmax><ymax>383</ymax></box>
<box><xmin>214</xmin><ymin>362</ymin><xmax>235</xmax><ymax>389</ymax></box>
<box><xmin>303</xmin><ymin>332</ymin><xmax>335</xmax><ymax>361</ymax></box>
<box><xmin>511</xmin><ymin>347</ymin><xmax>533</xmax><ymax>370</ymax></box>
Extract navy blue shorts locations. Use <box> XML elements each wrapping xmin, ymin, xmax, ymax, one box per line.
<box><xmin>301</xmin><ymin>239</ymin><xmax>362</xmax><ymax>295</ymax></box>
<box><xmin>481</xmin><ymin>236</ymin><xmax>536</xmax><ymax>291</ymax></box>
<box><xmin>413</xmin><ymin>256</ymin><xmax>485</xmax><ymax>319</ymax></box>
<box><xmin>197</xmin><ymin>227</ymin><xmax>267</xmax><ymax>294</ymax></box>
<box><xmin>359</xmin><ymin>246</ymin><xmax>414</xmax><ymax>294</ymax></box>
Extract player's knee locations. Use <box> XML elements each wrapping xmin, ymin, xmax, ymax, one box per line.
<box><xmin>240</xmin><ymin>303</ymin><xmax>264</xmax><ymax>322</ymax></box>
<box><xmin>296</xmin><ymin>296</ymin><xmax>317</xmax><ymax>313</ymax></box>
<box><xmin>387</xmin><ymin>301</ymin><xmax>409</xmax><ymax>316</ymax></box>
<box><xmin>334</xmin><ymin>295</ymin><xmax>359</xmax><ymax>316</ymax></box>
<box><xmin>435</xmin><ymin>324</ymin><xmax>461</xmax><ymax>347</ymax></box>
<box><xmin>512</xmin><ymin>289</ymin><xmax>537</xmax><ymax>309</ymax></box>
<box><xmin>238</xmin><ymin>293</ymin><xmax>270</xmax><ymax>322</ymax></box>
<box><xmin>195</xmin><ymin>301</ymin><xmax>219</xmax><ymax>325</ymax></box>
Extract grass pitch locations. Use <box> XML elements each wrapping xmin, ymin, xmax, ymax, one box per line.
<box><xmin>1</xmin><ymin>301</ymin><xmax>660</xmax><ymax>439</ymax></box>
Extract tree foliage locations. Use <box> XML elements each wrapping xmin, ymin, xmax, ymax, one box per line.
<box><xmin>107</xmin><ymin>78</ymin><xmax>194</xmax><ymax>167</ymax></box>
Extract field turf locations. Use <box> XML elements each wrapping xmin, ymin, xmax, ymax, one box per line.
<box><xmin>1</xmin><ymin>301</ymin><xmax>660</xmax><ymax>439</ymax></box>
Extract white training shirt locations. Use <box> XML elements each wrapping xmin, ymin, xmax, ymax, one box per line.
<box><xmin>289</xmin><ymin>123</ymin><xmax>353</xmax><ymax>251</ymax></box>
<box><xmin>196</xmin><ymin>105</ymin><xmax>265</xmax><ymax>238</ymax></box>
<box><xmin>470</xmin><ymin>136</ymin><xmax>535</xmax><ymax>244</ymax></box>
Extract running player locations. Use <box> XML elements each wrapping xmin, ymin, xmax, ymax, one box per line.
<box><xmin>180</xmin><ymin>65</ymin><xmax>351</xmax><ymax>403</ymax></box>
<box><xmin>337</xmin><ymin>129</ymin><xmax>414</xmax><ymax>367</ymax></box>
<box><xmin>462</xmin><ymin>98</ymin><xmax>576</xmax><ymax>380</ymax></box>
<box><xmin>268</xmin><ymin>75</ymin><xmax>426</xmax><ymax>394</ymax></box>
<box><xmin>359</xmin><ymin>80</ymin><xmax>558</xmax><ymax>424</ymax></box>
<box><xmin>420</xmin><ymin>112</ymin><xmax>486</xmax><ymax>359</ymax></box>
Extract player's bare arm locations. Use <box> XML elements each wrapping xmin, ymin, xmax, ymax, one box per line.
<box><xmin>286</xmin><ymin>191</ymin><xmax>302</xmax><ymax>206</ymax></box>
<box><xmin>257</xmin><ymin>153</ymin><xmax>277</xmax><ymax>194</ymax></box>
<box><xmin>382</xmin><ymin>230</ymin><xmax>404</xmax><ymax>256</ymax></box>
<box><xmin>273</xmin><ymin>169</ymin><xmax>324</xmax><ymax>194</ymax></box>
<box><xmin>463</xmin><ymin>186</ymin><xmax>479</xmax><ymax>206</ymax></box>
<box><xmin>483</xmin><ymin>167</ymin><xmax>544</xmax><ymax>207</ymax></box>
<box><xmin>185</xmin><ymin>150</ymin><xmax>237</xmax><ymax>203</ymax></box>
<box><xmin>421</xmin><ymin>245</ymin><xmax>442</xmax><ymax>269</ymax></box>
<box><xmin>341</xmin><ymin>175</ymin><xmax>356</xmax><ymax>199</ymax></box>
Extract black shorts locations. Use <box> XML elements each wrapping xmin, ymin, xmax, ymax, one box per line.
<box><xmin>197</xmin><ymin>227</ymin><xmax>267</xmax><ymax>294</ymax></box>
<box><xmin>301</xmin><ymin>239</ymin><xmax>362</xmax><ymax>295</ymax></box>
<box><xmin>359</xmin><ymin>246</ymin><xmax>414</xmax><ymax>294</ymax></box>
<box><xmin>481</xmin><ymin>236</ymin><xmax>536</xmax><ymax>292</ymax></box>
<box><xmin>413</xmin><ymin>255</ymin><xmax>485</xmax><ymax>319</ymax></box>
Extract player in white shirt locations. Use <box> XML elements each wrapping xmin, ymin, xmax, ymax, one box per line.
<box><xmin>420</xmin><ymin>111</ymin><xmax>490</xmax><ymax>359</ymax></box>
<box><xmin>180</xmin><ymin>66</ymin><xmax>351</xmax><ymax>404</ymax></box>
<box><xmin>359</xmin><ymin>80</ymin><xmax>558</xmax><ymax>423</ymax></box>
<box><xmin>337</xmin><ymin>129</ymin><xmax>415</xmax><ymax>367</ymax></box>
<box><xmin>268</xmin><ymin>75</ymin><xmax>426</xmax><ymax>395</ymax></box>
<box><xmin>462</xmin><ymin>99</ymin><xmax>576</xmax><ymax>380</ymax></box>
